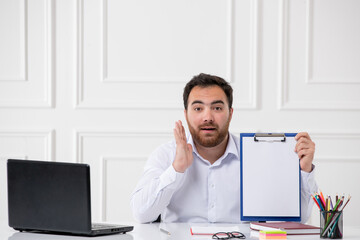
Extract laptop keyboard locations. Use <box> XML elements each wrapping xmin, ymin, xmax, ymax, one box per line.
<box><xmin>92</xmin><ymin>223</ymin><xmax>119</xmax><ymax>230</ymax></box>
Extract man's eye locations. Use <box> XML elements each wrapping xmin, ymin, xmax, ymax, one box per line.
<box><xmin>194</xmin><ymin>107</ymin><xmax>202</xmax><ymax>111</ymax></box>
<box><xmin>214</xmin><ymin>107</ymin><xmax>222</xmax><ymax>111</ymax></box>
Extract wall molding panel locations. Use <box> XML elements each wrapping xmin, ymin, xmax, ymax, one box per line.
<box><xmin>75</xmin><ymin>0</ymin><xmax>258</xmax><ymax>110</ymax></box>
<box><xmin>99</xmin><ymin>156</ymin><xmax>146</xmax><ymax>222</ymax></box>
<box><xmin>101</xmin><ymin>0</ymin><xmax>234</xmax><ymax>84</ymax></box>
<box><xmin>74</xmin><ymin>130</ymin><xmax>173</xmax><ymax>221</ymax></box>
<box><xmin>0</xmin><ymin>0</ymin><xmax>27</xmax><ymax>82</ymax></box>
<box><xmin>310</xmin><ymin>131</ymin><xmax>360</xmax><ymax>162</ymax></box>
<box><xmin>234</xmin><ymin>0</ymin><xmax>259</xmax><ymax>110</ymax></box>
<box><xmin>305</xmin><ymin>0</ymin><xmax>360</xmax><ymax>84</ymax></box>
<box><xmin>100</xmin><ymin>0</ymin><xmax>233</xmax><ymax>84</ymax></box>
<box><xmin>0</xmin><ymin>0</ymin><xmax>54</xmax><ymax>108</ymax></box>
<box><xmin>0</xmin><ymin>130</ymin><xmax>55</xmax><ymax>160</ymax></box>
<box><xmin>74</xmin><ymin>130</ymin><xmax>173</xmax><ymax>163</ymax></box>
<box><xmin>278</xmin><ymin>0</ymin><xmax>360</xmax><ymax>110</ymax></box>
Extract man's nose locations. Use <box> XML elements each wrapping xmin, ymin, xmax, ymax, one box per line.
<box><xmin>203</xmin><ymin>108</ymin><xmax>214</xmax><ymax>123</ymax></box>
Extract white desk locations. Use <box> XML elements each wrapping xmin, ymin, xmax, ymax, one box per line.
<box><xmin>2</xmin><ymin>223</ymin><xmax>360</xmax><ymax>240</ymax></box>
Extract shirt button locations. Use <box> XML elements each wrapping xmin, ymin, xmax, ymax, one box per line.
<box><xmin>211</xmin><ymin>184</ymin><xmax>215</xmax><ymax>188</ymax></box>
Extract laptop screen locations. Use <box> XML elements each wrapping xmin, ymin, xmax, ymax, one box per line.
<box><xmin>7</xmin><ymin>159</ymin><xmax>92</xmax><ymax>234</ymax></box>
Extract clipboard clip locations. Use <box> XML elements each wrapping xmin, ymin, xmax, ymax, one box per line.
<box><xmin>254</xmin><ymin>133</ymin><xmax>286</xmax><ymax>142</ymax></box>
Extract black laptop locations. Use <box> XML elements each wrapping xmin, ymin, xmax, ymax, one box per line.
<box><xmin>7</xmin><ymin>159</ymin><xmax>134</xmax><ymax>236</ymax></box>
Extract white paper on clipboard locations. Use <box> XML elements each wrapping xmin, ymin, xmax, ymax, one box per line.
<box><xmin>241</xmin><ymin>134</ymin><xmax>300</xmax><ymax>219</ymax></box>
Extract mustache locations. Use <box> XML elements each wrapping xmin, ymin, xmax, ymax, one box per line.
<box><xmin>199</xmin><ymin>124</ymin><xmax>218</xmax><ymax>129</ymax></box>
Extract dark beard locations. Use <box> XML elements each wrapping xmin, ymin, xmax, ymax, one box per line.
<box><xmin>188</xmin><ymin>120</ymin><xmax>230</xmax><ymax>148</ymax></box>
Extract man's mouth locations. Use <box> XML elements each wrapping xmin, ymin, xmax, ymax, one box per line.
<box><xmin>200</xmin><ymin>126</ymin><xmax>217</xmax><ymax>131</ymax></box>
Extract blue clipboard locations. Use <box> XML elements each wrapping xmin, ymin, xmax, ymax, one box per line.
<box><xmin>240</xmin><ymin>133</ymin><xmax>301</xmax><ymax>222</ymax></box>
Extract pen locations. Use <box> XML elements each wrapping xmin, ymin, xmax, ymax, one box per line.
<box><xmin>160</xmin><ymin>228</ymin><xmax>171</xmax><ymax>236</ymax></box>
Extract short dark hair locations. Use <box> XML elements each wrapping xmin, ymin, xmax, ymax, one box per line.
<box><xmin>183</xmin><ymin>73</ymin><xmax>233</xmax><ymax>110</ymax></box>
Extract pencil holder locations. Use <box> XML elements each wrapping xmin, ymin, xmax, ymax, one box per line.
<box><xmin>320</xmin><ymin>211</ymin><xmax>343</xmax><ymax>239</ymax></box>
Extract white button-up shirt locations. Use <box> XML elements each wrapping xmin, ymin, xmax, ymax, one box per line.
<box><xmin>131</xmin><ymin>133</ymin><xmax>317</xmax><ymax>223</ymax></box>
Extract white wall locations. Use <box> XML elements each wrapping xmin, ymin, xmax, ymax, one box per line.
<box><xmin>0</xmin><ymin>0</ymin><xmax>359</xmax><ymax>227</ymax></box>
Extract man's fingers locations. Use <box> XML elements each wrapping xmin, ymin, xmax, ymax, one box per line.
<box><xmin>173</xmin><ymin>121</ymin><xmax>193</xmax><ymax>173</ymax></box>
<box><xmin>295</xmin><ymin>137</ymin><xmax>315</xmax><ymax>152</ymax></box>
<box><xmin>174</xmin><ymin>120</ymin><xmax>188</xmax><ymax>143</ymax></box>
<box><xmin>187</xmin><ymin>143</ymin><xmax>193</xmax><ymax>153</ymax></box>
<box><xmin>295</xmin><ymin>132</ymin><xmax>310</xmax><ymax>140</ymax></box>
<box><xmin>295</xmin><ymin>132</ymin><xmax>315</xmax><ymax>173</ymax></box>
<box><xmin>173</xmin><ymin>128</ymin><xmax>180</xmax><ymax>144</ymax></box>
<box><xmin>296</xmin><ymin>137</ymin><xmax>310</xmax><ymax>144</ymax></box>
<box><xmin>174</xmin><ymin>121</ymin><xmax>183</xmax><ymax>142</ymax></box>
<box><xmin>295</xmin><ymin>138</ymin><xmax>310</xmax><ymax>148</ymax></box>
<box><xmin>180</xmin><ymin>121</ymin><xmax>186</xmax><ymax>140</ymax></box>
<box><xmin>297</xmin><ymin>149</ymin><xmax>310</xmax><ymax>159</ymax></box>
<box><xmin>297</xmin><ymin>149</ymin><xmax>314</xmax><ymax>160</ymax></box>
<box><xmin>295</xmin><ymin>142</ymin><xmax>314</xmax><ymax>152</ymax></box>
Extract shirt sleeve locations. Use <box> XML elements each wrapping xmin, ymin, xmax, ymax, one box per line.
<box><xmin>300</xmin><ymin>164</ymin><xmax>318</xmax><ymax>223</ymax></box>
<box><xmin>130</xmin><ymin>143</ymin><xmax>186</xmax><ymax>223</ymax></box>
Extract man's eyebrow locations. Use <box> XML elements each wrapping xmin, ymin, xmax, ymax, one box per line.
<box><xmin>191</xmin><ymin>100</ymin><xmax>225</xmax><ymax>105</ymax></box>
<box><xmin>211</xmin><ymin>100</ymin><xmax>225</xmax><ymax>105</ymax></box>
<box><xmin>191</xmin><ymin>100</ymin><xmax>204</xmax><ymax>105</ymax></box>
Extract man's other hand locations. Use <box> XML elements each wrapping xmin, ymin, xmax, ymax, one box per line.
<box><xmin>172</xmin><ymin>120</ymin><xmax>193</xmax><ymax>173</ymax></box>
<box><xmin>295</xmin><ymin>132</ymin><xmax>315</xmax><ymax>173</ymax></box>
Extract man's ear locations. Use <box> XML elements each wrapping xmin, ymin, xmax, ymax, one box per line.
<box><xmin>229</xmin><ymin>108</ymin><xmax>234</xmax><ymax>121</ymax></box>
<box><xmin>184</xmin><ymin>109</ymin><xmax>187</xmax><ymax>119</ymax></box>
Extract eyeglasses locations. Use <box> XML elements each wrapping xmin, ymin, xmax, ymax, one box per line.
<box><xmin>212</xmin><ymin>231</ymin><xmax>246</xmax><ymax>239</ymax></box>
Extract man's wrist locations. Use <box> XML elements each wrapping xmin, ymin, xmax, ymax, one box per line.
<box><xmin>172</xmin><ymin>162</ymin><xmax>186</xmax><ymax>173</ymax></box>
<box><xmin>301</xmin><ymin>163</ymin><xmax>314</xmax><ymax>173</ymax></box>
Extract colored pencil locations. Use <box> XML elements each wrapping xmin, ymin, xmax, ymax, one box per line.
<box><xmin>318</xmin><ymin>192</ymin><xmax>351</xmax><ymax>238</ymax></box>
<box><xmin>319</xmin><ymin>189</ymin><xmax>326</xmax><ymax>207</ymax></box>
<box><xmin>315</xmin><ymin>194</ymin><xmax>325</xmax><ymax>211</ymax></box>
<box><xmin>329</xmin><ymin>195</ymin><xmax>333</xmax><ymax>210</ymax></box>
<box><xmin>312</xmin><ymin>194</ymin><xmax>321</xmax><ymax>210</ymax></box>
<box><xmin>339</xmin><ymin>195</ymin><xmax>351</xmax><ymax>211</ymax></box>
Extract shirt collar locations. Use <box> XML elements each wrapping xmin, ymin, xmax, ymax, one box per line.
<box><xmin>187</xmin><ymin>134</ymin><xmax>200</xmax><ymax>157</ymax></box>
<box><xmin>224</xmin><ymin>133</ymin><xmax>239</xmax><ymax>159</ymax></box>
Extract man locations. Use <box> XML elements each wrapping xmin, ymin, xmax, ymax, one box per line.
<box><xmin>131</xmin><ymin>73</ymin><xmax>317</xmax><ymax>223</ymax></box>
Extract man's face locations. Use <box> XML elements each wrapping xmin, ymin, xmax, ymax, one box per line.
<box><xmin>185</xmin><ymin>85</ymin><xmax>233</xmax><ymax>148</ymax></box>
